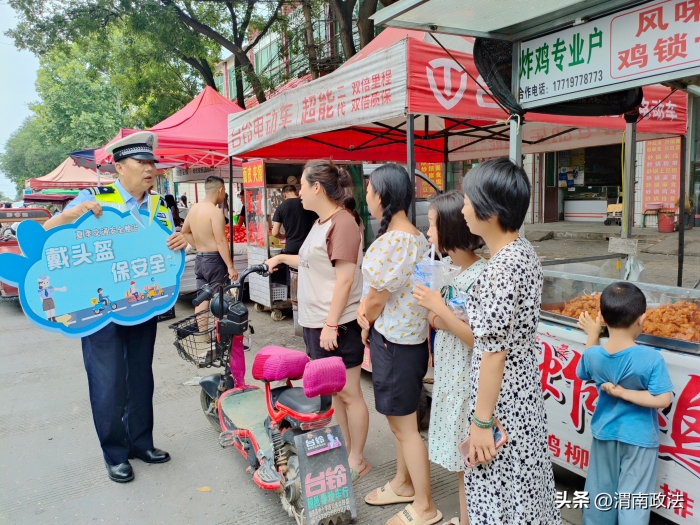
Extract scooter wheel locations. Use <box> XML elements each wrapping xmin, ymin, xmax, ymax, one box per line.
<box><xmin>111</xmin><ymin>304</ymin><xmax>118</xmax><ymax>310</ymax></box>
<box><xmin>254</xmin><ymin>303</ymin><xmax>265</xmax><ymax>313</ymax></box>
<box><xmin>200</xmin><ymin>389</ymin><xmax>221</xmax><ymax>431</ymax></box>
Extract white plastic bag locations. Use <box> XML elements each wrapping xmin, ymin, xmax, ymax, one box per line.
<box><xmin>448</xmin><ymin>289</ymin><xmax>470</xmax><ymax>321</ymax></box>
<box><xmin>623</xmin><ymin>255</ymin><xmax>646</xmax><ymax>282</ymax></box>
<box><xmin>412</xmin><ymin>245</ymin><xmax>460</xmax><ymax>291</ymax></box>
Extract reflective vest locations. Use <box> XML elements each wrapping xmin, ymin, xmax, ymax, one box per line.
<box><xmin>87</xmin><ymin>184</ymin><xmax>173</xmax><ymax>231</ymax></box>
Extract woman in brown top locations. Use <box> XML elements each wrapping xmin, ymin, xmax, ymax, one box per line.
<box><xmin>265</xmin><ymin>160</ymin><xmax>370</xmax><ymax>481</ymax></box>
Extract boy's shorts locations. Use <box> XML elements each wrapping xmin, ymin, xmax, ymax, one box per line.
<box><xmin>583</xmin><ymin>437</ymin><xmax>658</xmax><ymax>525</ymax></box>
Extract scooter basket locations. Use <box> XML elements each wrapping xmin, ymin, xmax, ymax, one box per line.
<box><xmin>168</xmin><ymin>310</ymin><xmax>220</xmax><ymax>368</ymax></box>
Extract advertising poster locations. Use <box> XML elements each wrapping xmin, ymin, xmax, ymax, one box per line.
<box><xmin>295</xmin><ymin>426</ymin><xmax>356</xmax><ymax>525</ymax></box>
<box><xmin>0</xmin><ymin>207</ymin><xmax>184</xmax><ymax>338</ymax></box>
<box><xmin>416</xmin><ymin>162</ymin><xmax>445</xmax><ymax>199</ymax></box>
<box><xmin>643</xmin><ymin>137</ymin><xmax>682</xmax><ymax>210</ymax></box>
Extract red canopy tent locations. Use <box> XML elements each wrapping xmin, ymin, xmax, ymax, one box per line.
<box><xmin>227</xmin><ymin>29</ymin><xmax>686</xmax><ymax>162</ymax></box>
<box><xmin>26</xmin><ymin>158</ymin><xmax>116</xmax><ymax>190</ymax></box>
<box><xmin>96</xmin><ymin>86</ymin><xmax>245</xmax><ymax>167</ymax></box>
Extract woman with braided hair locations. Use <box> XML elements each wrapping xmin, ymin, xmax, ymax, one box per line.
<box><xmin>357</xmin><ymin>164</ymin><xmax>441</xmax><ymax>525</ymax></box>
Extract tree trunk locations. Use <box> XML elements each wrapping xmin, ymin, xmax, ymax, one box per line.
<box><xmin>163</xmin><ymin>0</ymin><xmax>268</xmax><ymax>103</ymax></box>
<box><xmin>179</xmin><ymin>54</ymin><xmax>217</xmax><ymax>88</ymax></box>
<box><xmin>301</xmin><ymin>0</ymin><xmax>320</xmax><ymax>79</ymax></box>
<box><xmin>234</xmin><ymin>58</ymin><xmax>246</xmax><ymax>109</ymax></box>
<box><xmin>235</xmin><ymin>50</ymin><xmax>267</xmax><ymax>105</ymax></box>
<box><xmin>329</xmin><ymin>0</ymin><xmax>357</xmax><ymax>60</ymax></box>
<box><xmin>357</xmin><ymin>0</ymin><xmax>379</xmax><ymax>49</ymax></box>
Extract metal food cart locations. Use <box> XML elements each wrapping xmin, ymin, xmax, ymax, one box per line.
<box><xmin>537</xmin><ymin>262</ymin><xmax>700</xmax><ymax>525</ymax></box>
<box><xmin>242</xmin><ymin>159</ymin><xmax>364</xmax><ymax>321</ymax></box>
<box><xmin>241</xmin><ymin>159</ymin><xmax>294</xmax><ymax>320</ymax></box>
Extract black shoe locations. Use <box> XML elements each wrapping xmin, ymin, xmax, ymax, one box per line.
<box><xmin>106</xmin><ymin>461</ymin><xmax>134</xmax><ymax>483</ymax></box>
<box><xmin>129</xmin><ymin>448</ymin><xmax>171</xmax><ymax>464</ymax></box>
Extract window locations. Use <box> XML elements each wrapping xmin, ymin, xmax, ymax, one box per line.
<box><xmin>228</xmin><ymin>67</ymin><xmax>236</xmax><ymax>100</ymax></box>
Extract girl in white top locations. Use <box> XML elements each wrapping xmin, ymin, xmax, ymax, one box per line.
<box><xmin>265</xmin><ymin>160</ymin><xmax>370</xmax><ymax>481</ymax></box>
<box><xmin>357</xmin><ymin>164</ymin><xmax>442</xmax><ymax>525</ymax></box>
<box><xmin>413</xmin><ymin>191</ymin><xmax>486</xmax><ymax>525</ymax></box>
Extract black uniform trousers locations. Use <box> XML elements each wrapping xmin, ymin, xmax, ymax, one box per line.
<box><xmin>81</xmin><ymin>318</ymin><xmax>158</xmax><ymax>466</ymax></box>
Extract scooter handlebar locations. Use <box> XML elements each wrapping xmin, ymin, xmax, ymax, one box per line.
<box><xmin>192</xmin><ymin>284</ymin><xmax>214</xmax><ymax>307</ymax></box>
<box><xmin>191</xmin><ymin>265</ymin><xmax>268</xmax><ymax>307</ymax></box>
<box><xmin>233</xmin><ymin>264</ymin><xmax>269</xmax><ymax>287</ymax></box>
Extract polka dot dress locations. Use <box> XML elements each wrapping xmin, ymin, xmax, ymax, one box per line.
<box><xmin>429</xmin><ymin>257</ymin><xmax>487</xmax><ymax>472</ymax></box>
<box><xmin>464</xmin><ymin>238</ymin><xmax>561</xmax><ymax>525</ymax></box>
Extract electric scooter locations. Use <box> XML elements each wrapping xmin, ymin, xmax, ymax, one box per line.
<box><xmin>169</xmin><ymin>265</ymin><xmax>355</xmax><ymax>525</ymax></box>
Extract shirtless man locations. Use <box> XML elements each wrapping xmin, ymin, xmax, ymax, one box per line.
<box><xmin>181</xmin><ymin>176</ymin><xmax>238</xmax><ymax>316</ymax></box>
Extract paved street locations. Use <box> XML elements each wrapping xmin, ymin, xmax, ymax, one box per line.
<box><xmin>0</xmin><ymin>227</ymin><xmax>686</xmax><ymax>524</ymax></box>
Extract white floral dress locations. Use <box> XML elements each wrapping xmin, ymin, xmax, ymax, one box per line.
<box><xmin>362</xmin><ymin>231</ymin><xmax>430</xmax><ymax>344</ymax></box>
<box><xmin>428</xmin><ymin>257</ymin><xmax>486</xmax><ymax>472</ymax></box>
<box><xmin>464</xmin><ymin>238</ymin><xmax>560</xmax><ymax>525</ymax></box>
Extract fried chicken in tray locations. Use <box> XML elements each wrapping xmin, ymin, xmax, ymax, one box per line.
<box><xmin>548</xmin><ymin>293</ymin><xmax>700</xmax><ymax>343</ymax></box>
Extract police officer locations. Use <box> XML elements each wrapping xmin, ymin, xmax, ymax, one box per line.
<box><xmin>43</xmin><ymin>132</ymin><xmax>188</xmax><ymax>483</ymax></box>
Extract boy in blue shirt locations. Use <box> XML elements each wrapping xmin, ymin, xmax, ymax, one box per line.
<box><xmin>577</xmin><ymin>282</ymin><xmax>673</xmax><ymax>525</ymax></box>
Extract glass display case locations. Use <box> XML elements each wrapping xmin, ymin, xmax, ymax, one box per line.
<box><xmin>541</xmin><ymin>269</ymin><xmax>700</xmax><ymax>354</ymax></box>
<box><xmin>563</xmin><ymin>185</ymin><xmax>619</xmax><ymax>202</ymax></box>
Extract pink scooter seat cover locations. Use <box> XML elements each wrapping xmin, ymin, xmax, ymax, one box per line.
<box><xmin>303</xmin><ymin>357</ymin><xmax>346</xmax><ymax>398</ymax></box>
<box><xmin>252</xmin><ymin>346</ymin><xmax>309</xmax><ymax>382</ymax></box>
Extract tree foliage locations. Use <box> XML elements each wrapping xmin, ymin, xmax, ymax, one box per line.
<box><xmin>0</xmin><ymin>116</ymin><xmax>66</xmax><ymax>193</ymax></box>
<box><xmin>7</xmin><ymin>0</ymin><xmax>288</xmax><ymax>107</ymax></box>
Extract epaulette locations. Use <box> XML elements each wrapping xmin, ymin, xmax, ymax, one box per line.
<box><xmin>87</xmin><ymin>186</ymin><xmax>116</xmax><ymax>195</ymax></box>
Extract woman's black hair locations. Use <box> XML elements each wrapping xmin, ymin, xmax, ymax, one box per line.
<box><xmin>369</xmin><ymin>163</ymin><xmax>413</xmax><ymax>236</ymax></box>
<box><xmin>341</xmin><ymin>195</ymin><xmax>362</xmax><ymax>226</ymax></box>
<box><xmin>429</xmin><ymin>190</ymin><xmax>484</xmax><ymax>253</ymax></box>
<box><xmin>303</xmin><ymin>159</ymin><xmax>352</xmax><ymax>204</ymax></box>
<box><xmin>164</xmin><ymin>194</ymin><xmax>177</xmax><ymax>208</ymax></box>
<box><xmin>461</xmin><ymin>157</ymin><xmax>531</xmax><ymax>232</ymax></box>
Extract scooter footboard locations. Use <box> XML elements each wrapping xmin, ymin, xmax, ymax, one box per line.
<box><xmin>292</xmin><ymin>425</ymin><xmax>357</xmax><ymax>525</ymax></box>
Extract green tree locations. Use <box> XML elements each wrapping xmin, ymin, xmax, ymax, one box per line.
<box><xmin>7</xmin><ymin>0</ymin><xmax>288</xmax><ymax>107</ymax></box>
<box><xmin>0</xmin><ymin>117</ymin><xmax>65</xmax><ymax>193</ymax></box>
<box><xmin>32</xmin><ymin>50</ymin><xmax>125</xmax><ymax>150</ymax></box>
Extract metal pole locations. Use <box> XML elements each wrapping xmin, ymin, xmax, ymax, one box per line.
<box><xmin>510</xmin><ymin>42</ymin><xmax>522</xmax><ymax>168</ymax></box>
<box><xmin>678</xmin><ymin>135</ymin><xmax>686</xmax><ymax>287</ymax></box>
<box><xmin>96</xmin><ymin>167</ymin><xmax>101</xmax><ymax>186</ymax></box>
<box><xmin>621</xmin><ymin>120</ymin><xmax>637</xmax><ymax>239</ymax></box>
<box><xmin>229</xmin><ymin>156</ymin><xmax>234</xmax><ymax>261</ymax></box>
<box><xmin>407</xmin><ymin>114</ymin><xmax>416</xmax><ymax>225</ymax></box>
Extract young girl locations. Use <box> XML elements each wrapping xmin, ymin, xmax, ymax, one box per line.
<box><xmin>265</xmin><ymin>160</ymin><xmax>370</xmax><ymax>481</ymax></box>
<box><xmin>413</xmin><ymin>191</ymin><xmax>485</xmax><ymax>525</ymax></box>
<box><xmin>357</xmin><ymin>164</ymin><xmax>442</xmax><ymax>525</ymax></box>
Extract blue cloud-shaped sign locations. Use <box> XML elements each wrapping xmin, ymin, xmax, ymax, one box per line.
<box><xmin>0</xmin><ymin>208</ymin><xmax>184</xmax><ymax>338</ymax></box>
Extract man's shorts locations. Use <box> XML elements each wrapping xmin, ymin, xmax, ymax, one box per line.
<box><xmin>194</xmin><ymin>252</ymin><xmax>229</xmax><ymax>290</ymax></box>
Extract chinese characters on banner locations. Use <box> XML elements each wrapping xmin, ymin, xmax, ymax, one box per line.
<box><xmin>537</xmin><ymin>325</ymin><xmax>700</xmax><ymax>523</ymax></box>
<box><xmin>229</xmin><ymin>42</ymin><xmax>407</xmax><ymax>155</ymax></box>
<box><xmin>0</xmin><ymin>208</ymin><xmax>184</xmax><ymax>338</ymax></box>
<box><xmin>643</xmin><ymin>137</ymin><xmax>681</xmax><ymax>210</ymax></box>
<box><xmin>242</xmin><ymin>160</ymin><xmax>265</xmax><ymax>188</ymax></box>
<box><xmin>416</xmin><ymin>163</ymin><xmax>444</xmax><ymax>199</ymax></box>
<box><xmin>519</xmin><ymin>0</ymin><xmax>700</xmax><ymax>108</ymax></box>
